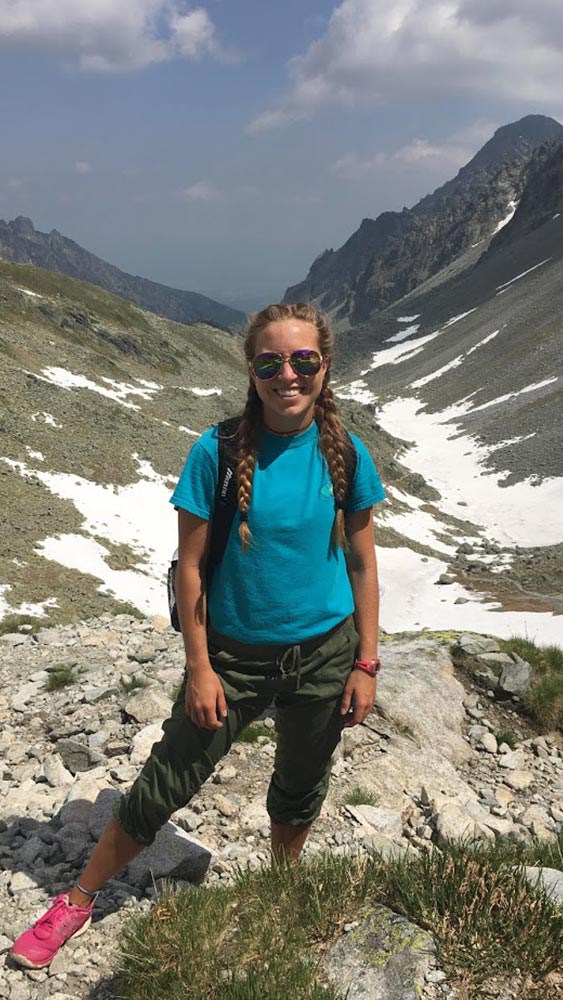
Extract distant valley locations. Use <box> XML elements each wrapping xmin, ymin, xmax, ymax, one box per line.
<box><xmin>0</xmin><ymin>217</ymin><xmax>245</xmax><ymax>332</ymax></box>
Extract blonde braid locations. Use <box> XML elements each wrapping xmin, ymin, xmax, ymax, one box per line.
<box><xmin>236</xmin><ymin>383</ymin><xmax>262</xmax><ymax>551</ymax></box>
<box><xmin>315</xmin><ymin>382</ymin><xmax>350</xmax><ymax>550</ymax></box>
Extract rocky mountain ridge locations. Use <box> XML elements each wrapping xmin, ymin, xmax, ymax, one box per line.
<box><xmin>0</xmin><ymin>217</ymin><xmax>245</xmax><ymax>333</ymax></box>
<box><xmin>285</xmin><ymin>115</ymin><xmax>563</xmax><ymax>328</ymax></box>
<box><xmin>1</xmin><ymin>614</ymin><xmax>562</xmax><ymax>999</ymax></box>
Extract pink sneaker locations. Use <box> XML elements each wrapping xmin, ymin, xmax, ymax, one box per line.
<box><xmin>10</xmin><ymin>893</ymin><xmax>94</xmax><ymax>969</ymax></box>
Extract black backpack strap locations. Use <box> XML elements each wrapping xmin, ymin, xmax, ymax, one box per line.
<box><xmin>342</xmin><ymin>431</ymin><xmax>358</xmax><ymax>510</ymax></box>
<box><xmin>206</xmin><ymin>415</ymin><xmax>242</xmax><ymax>584</ymax></box>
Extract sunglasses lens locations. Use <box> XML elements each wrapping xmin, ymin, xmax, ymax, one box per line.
<box><xmin>252</xmin><ymin>352</ymin><xmax>283</xmax><ymax>379</ymax></box>
<box><xmin>291</xmin><ymin>350</ymin><xmax>322</xmax><ymax>375</ymax></box>
<box><xmin>251</xmin><ymin>349</ymin><xmax>323</xmax><ymax>379</ymax></box>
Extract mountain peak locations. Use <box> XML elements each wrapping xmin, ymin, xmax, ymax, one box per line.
<box><xmin>11</xmin><ymin>216</ymin><xmax>36</xmax><ymax>238</ymax></box>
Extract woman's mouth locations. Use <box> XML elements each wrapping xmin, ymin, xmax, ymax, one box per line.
<box><xmin>274</xmin><ymin>388</ymin><xmax>302</xmax><ymax>398</ymax></box>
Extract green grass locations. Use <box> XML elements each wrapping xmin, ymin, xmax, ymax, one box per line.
<box><xmin>500</xmin><ymin>637</ymin><xmax>563</xmax><ymax>731</ymax></box>
<box><xmin>343</xmin><ymin>785</ymin><xmax>379</xmax><ymax>807</ymax></box>
<box><xmin>0</xmin><ymin>613</ymin><xmax>42</xmax><ymax>636</ymax></box>
<box><xmin>494</xmin><ymin>730</ymin><xmax>518</xmax><ymax>750</ymax></box>
<box><xmin>237</xmin><ymin>723</ymin><xmax>276</xmax><ymax>744</ymax></box>
<box><xmin>120</xmin><ymin>674</ymin><xmax>151</xmax><ymax>694</ymax></box>
<box><xmin>45</xmin><ymin>664</ymin><xmax>76</xmax><ymax>691</ymax></box>
<box><xmin>116</xmin><ymin>840</ymin><xmax>563</xmax><ymax>1000</ymax></box>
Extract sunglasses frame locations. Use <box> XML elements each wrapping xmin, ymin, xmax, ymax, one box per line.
<box><xmin>251</xmin><ymin>349</ymin><xmax>324</xmax><ymax>381</ymax></box>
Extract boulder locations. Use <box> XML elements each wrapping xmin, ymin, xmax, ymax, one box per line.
<box><xmin>124</xmin><ymin>687</ymin><xmax>173</xmax><ymax>725</ymax></box>
<box><xmin>323</xmin><ymin>904</ymin><xmax>436</xmax><ymax>1000</ymax></box>
<box><xmin>127</xmin><ymin>824</ymin><xmax>213</xmax><ymax>887</ymax></box>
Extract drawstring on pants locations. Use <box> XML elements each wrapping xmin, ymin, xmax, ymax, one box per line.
<box><xmin>276</xmin><ymin>644</ymin><xmax>303</xmax><ymax>689</ymax></box>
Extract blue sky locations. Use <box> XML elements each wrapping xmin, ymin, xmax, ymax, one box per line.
<box><xmin>1</xmin><ymin>1</ymin><xmax>562</xmax><ymax>309</ymax></box>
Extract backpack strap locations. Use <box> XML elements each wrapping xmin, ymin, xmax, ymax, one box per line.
<box><xmin>206</xmin><ymin>415</ymin><xmax>242</xmax><ymax>585</ymax></box>
<box><xmin>342</xmin><ymin>431</ymin><xmax>358</xmax><ymax>510</ymax></box>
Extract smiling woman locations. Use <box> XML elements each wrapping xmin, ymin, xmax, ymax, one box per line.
<box><xmin>10</xmin><ymin>302</ymin><xmax>387</xmax><ymax>972</ymax></box>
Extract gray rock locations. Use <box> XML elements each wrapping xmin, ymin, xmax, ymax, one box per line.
<box><xmin>88</xmin><ymin>787</ymin><xmax>122</xmax><ymax>840</ymax></box>
<box><xmin>453</xmin><ymin>635</ymin><xmax>501</xmax><ymax>657</ymax></box>
<box><xmin>0</xmin><ymin>633</ymin><xmax>29</xmax><ymax>647</ymax></box>
<box><xmin>523</xmin><ymin>867</ymin><xmax>563</xmax><ymax>905</ymax></box>
<box><xmin>128</xmin><ymin>644</ymin><xmax>158</xmax><ymax>664</ymax></box>
<box><xmin>479</xmin><ymin>733</ymin><xmax>498</xmax><ymax>754</ymax></box>
<box><xmin>56</xmin><ymin>739</ymin><xmax>105</xmax><ymax>773</ymax></box>
<box><xmin>130</xmin><ymin>723</ymin><xmax>164</xmax><ymax>764</ymax></box>
<box><xmin>323</xmin><ymin>903</ymin><xmax>436</xmax><ymax>999</ymax></box>
<box><xmin>56</xmin><ymin>822</ymin><xmax>92</xmax><ymax>861</ymax></box>
<box><xmin>127</xmin><ymin>823</ymin><xmax>213</xmax><ymax>887</ymax></box>
<box><xmin>39</xmin><ymin>754</ymin><xmax>75</xmax><ymax>788</ymax></box>
<box><xmin>346</xmin><ymin>804</ymin><xmax>404</xmax><ymax>841</ymax></box>
<box><xmin>505</xmin><ymin>770</ymin><xmax>534</xmax><ymax>791</ymax></box>
<box><xmin>498</xmin><ymin>659</ymin><xmax>532</xmax><ymax>696</ymax></box>
<box><xmin>124</xmin><ymin>687</ymin><xmax>173</xmax><ymax>724</ymax></box>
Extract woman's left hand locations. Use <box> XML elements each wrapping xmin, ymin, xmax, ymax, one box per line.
<box><xmin>339</xmin><ymin>670</ymin><xmax>377</xmax><ymax>728</ymax></box>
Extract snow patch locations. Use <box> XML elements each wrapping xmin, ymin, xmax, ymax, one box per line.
<box><xmin>16</xmin><ymin>287</ymin><xmax>42</xmax><ymax>299</ymax></box>
<box><xmin>468</xmin><ymin>377</ymin><xmax>559</xmax><ymax>414</ymax></box>
<box><xmin>1</xmin><ymin>455</ymin><xmax>178</xmax><ymax>618</ymax></box>
<box><xmin>396</xmin><ymin>315</ymin><xmax>420</xmax><ymax>322</ymax></box>
<box><xmin>491</xmin><ymin>200</ymin><xmax>518</xmax><ymax>236</ymax></box>
<box><xmin>410</xmin><ymin>329</ymin><xmax>500</xmax><ymax>388</ymax></box>
<box><xmin>378</xmin><ymin>547</ymin><xmax>563</xmax><ymax>645</ymax></box>
<box><xmin>30</xmin><ymin>367</ymin><xmax>161</xmax><ymax>410</ymax></box>
<box><xmin>387</xmin><ymin>324</ymin><xmax>420</xmax><ymax>343</ymax></box>
<box><xmin>378</xmin><ymin>397</ymin><xmax>563</xmax><ymax>547</ymax></box>
<box><xmin>25</xmin><ymin>447</ymin><xmax>45</xmax><ymax>461</ymax></box>
<box><xmin>189</xmin><ymin>388</ymin><xmax>222</xmax><ymax>397</ymax></box>
<box><xmin>335</xmin><ymin>380</ymin><xmax>378</xmax><ymax>405</ymax></box>
<box><xmin>31</xmin><ymin>412</ymin><xmax>61</xmax><ymax>428</ymax></box>
<box><xmin>496</xmin><ymin>259</ymin><xmax>551</xmax><ymax>294</ymax></box>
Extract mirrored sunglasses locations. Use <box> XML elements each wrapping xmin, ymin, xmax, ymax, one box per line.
<box><xmin>251</xmin><ymin>349</ymin><xmax>323</xmax><ymax>380</ymax></box>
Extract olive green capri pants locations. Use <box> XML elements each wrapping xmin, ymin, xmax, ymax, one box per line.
<box><xmin>115</xmin><ymin>616</ymin><xmax>359</xmax><ymax>845</ymax></box>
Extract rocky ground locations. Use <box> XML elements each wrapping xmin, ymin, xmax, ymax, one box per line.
<box><xmin>0</xmin><ymin>615</ymin><xmax>562</xmax><ymax>1000</ymax></box>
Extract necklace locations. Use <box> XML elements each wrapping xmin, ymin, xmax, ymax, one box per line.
<box><xmin>264</xmin><ymin>420</ymin><xmax>314</xmax><ymax>438</ymax></box>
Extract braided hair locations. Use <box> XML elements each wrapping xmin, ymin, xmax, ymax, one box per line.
<box><xmin>237</xmin><ymin>303</ymin><xmax>351</xmax><ymax>551</ymax></box>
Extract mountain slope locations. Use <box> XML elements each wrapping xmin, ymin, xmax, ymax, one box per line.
<box><xmin>0</xmin><ymin>217</ymin><xmax>245</xmax><ymax>332</ymax></box>
<box><xmin>285</xmin><ymin>115</ymin><xmax>563</xmax><ymax>327</ymax></box>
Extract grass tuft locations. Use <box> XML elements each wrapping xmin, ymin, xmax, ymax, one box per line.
<box><xmin>494</xmin><ymin>730</ymin><xmax>518</xmax><ymax>750</ymax></box>
<box><xmin>116</xmin><ymin>840</ymin><xmax>563</xmax><ymax>1000</ymax></box>
<box><xmin>45</xmin><ymin>664</ymin><xmax>76</xmax><ymax>691</ymax></box>
<box><xmin>343</xmin><ymin>785</ymin><xmax>379</xmax><ymax>807</ymax></box>
<box><xmin>237</xmin><ymin>723</ymin><xmax>276</xmax><ymax>744</ymax></box>
<box><xmin>499</xmin><ymin>636</ymin><xmax>563</xmax><ymax>731</ymax></box>
<box><xmin>121</xmin><ymin>674</ymin><xmax>151</xmax><ymax>694</ymax></box>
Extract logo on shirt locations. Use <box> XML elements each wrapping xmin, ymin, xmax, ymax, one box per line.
<box><xmin>320</xmin><ymin>482</ymin><xmax>334</xmax><ymax>499</ymax></box>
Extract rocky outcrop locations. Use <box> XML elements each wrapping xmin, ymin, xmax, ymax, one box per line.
<box><xmin>0</xmin><ymin>217</ymin><xmax>245</xmax><ymax>332</ymax></box>
<box><xmin>284</xmin><ymin>115</ymin><xmax>563</xmax><ymax>327</ymax></box>
<box><xmin>0</xmin><ymin>616</ymin><xmax>562</xmax><ymax>999</ymax></box>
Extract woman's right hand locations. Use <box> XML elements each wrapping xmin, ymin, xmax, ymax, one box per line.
<box><xmin>185</xmin><ymin>665</ymin><xmax>228</xmax><ymax>730</ymax></box>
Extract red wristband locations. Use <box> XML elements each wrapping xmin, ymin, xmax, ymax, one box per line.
<box><xmin>353</xmin><ymin>658</ymin><xmax>381</xmax><ymax>677</ymax></box>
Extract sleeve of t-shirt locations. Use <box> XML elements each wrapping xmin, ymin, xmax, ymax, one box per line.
<box><xmin>345</xmin><ymin>434</ymin><xmax>386</xmax><ymax>515</ymax></box>
<box><xmin>169</xmin><ymin>427</ymin><xmax>218</xmax><ymax>520</ymax></box>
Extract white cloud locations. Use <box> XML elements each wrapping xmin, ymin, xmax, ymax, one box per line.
<box><xmin>332</xmin><ymin>120</ymin><xmax>498</xmax><ymax>179</ymax></box>
<box><xmin>249</xmin><ymin>0</ymin><xmax>563</xmax><ymax>131</ymax></box>
<box><xmin>0</xmin><ymin>2</ymin><xmax>222</xmax><ymax>72</ymax></box>
<box><xmin>75</xmin><ymin>160</ymin><xmax>93</xmax><ymax>175</ymax></box>
<box><xmin>7</xmin><ymin>176</ymin><xmax>25</xmax><ymax>189</ymax></box>
<box><xmin>183</xmin><ymin>180</ymin><xmax>220</xmax><ymax>202</ymax></box>
<box><xmin>170</xmin><ymin>8</ymin><xmax>216</xmax><ymax>59</ymax></box>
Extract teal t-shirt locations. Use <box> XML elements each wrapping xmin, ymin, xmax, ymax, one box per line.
<box><xmin>170</xmin><ymin>422</ymin><xmax>385</xmax><ymax>644</ymax></box>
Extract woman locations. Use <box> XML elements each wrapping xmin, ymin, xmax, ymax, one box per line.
<box><xmin>10</xmin><ymin>303</ymin><xmax>385</xmax><ymax>970</ymax></box>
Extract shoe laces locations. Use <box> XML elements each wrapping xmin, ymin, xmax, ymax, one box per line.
<box><xmin>34</xmin><ymin>896</ymin><xmax>87</xmax><ymax>941</ymax></box>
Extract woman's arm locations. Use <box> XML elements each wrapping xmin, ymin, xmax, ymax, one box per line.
<box><xmin>175</xmin><ymin>508</ymin><xmax>228</xmax><ymax>730</ymax></box>
<box><xmin>340</xmin><ymin>506</ymin><xmax>380</xmax><ymax>727</ymax></box>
